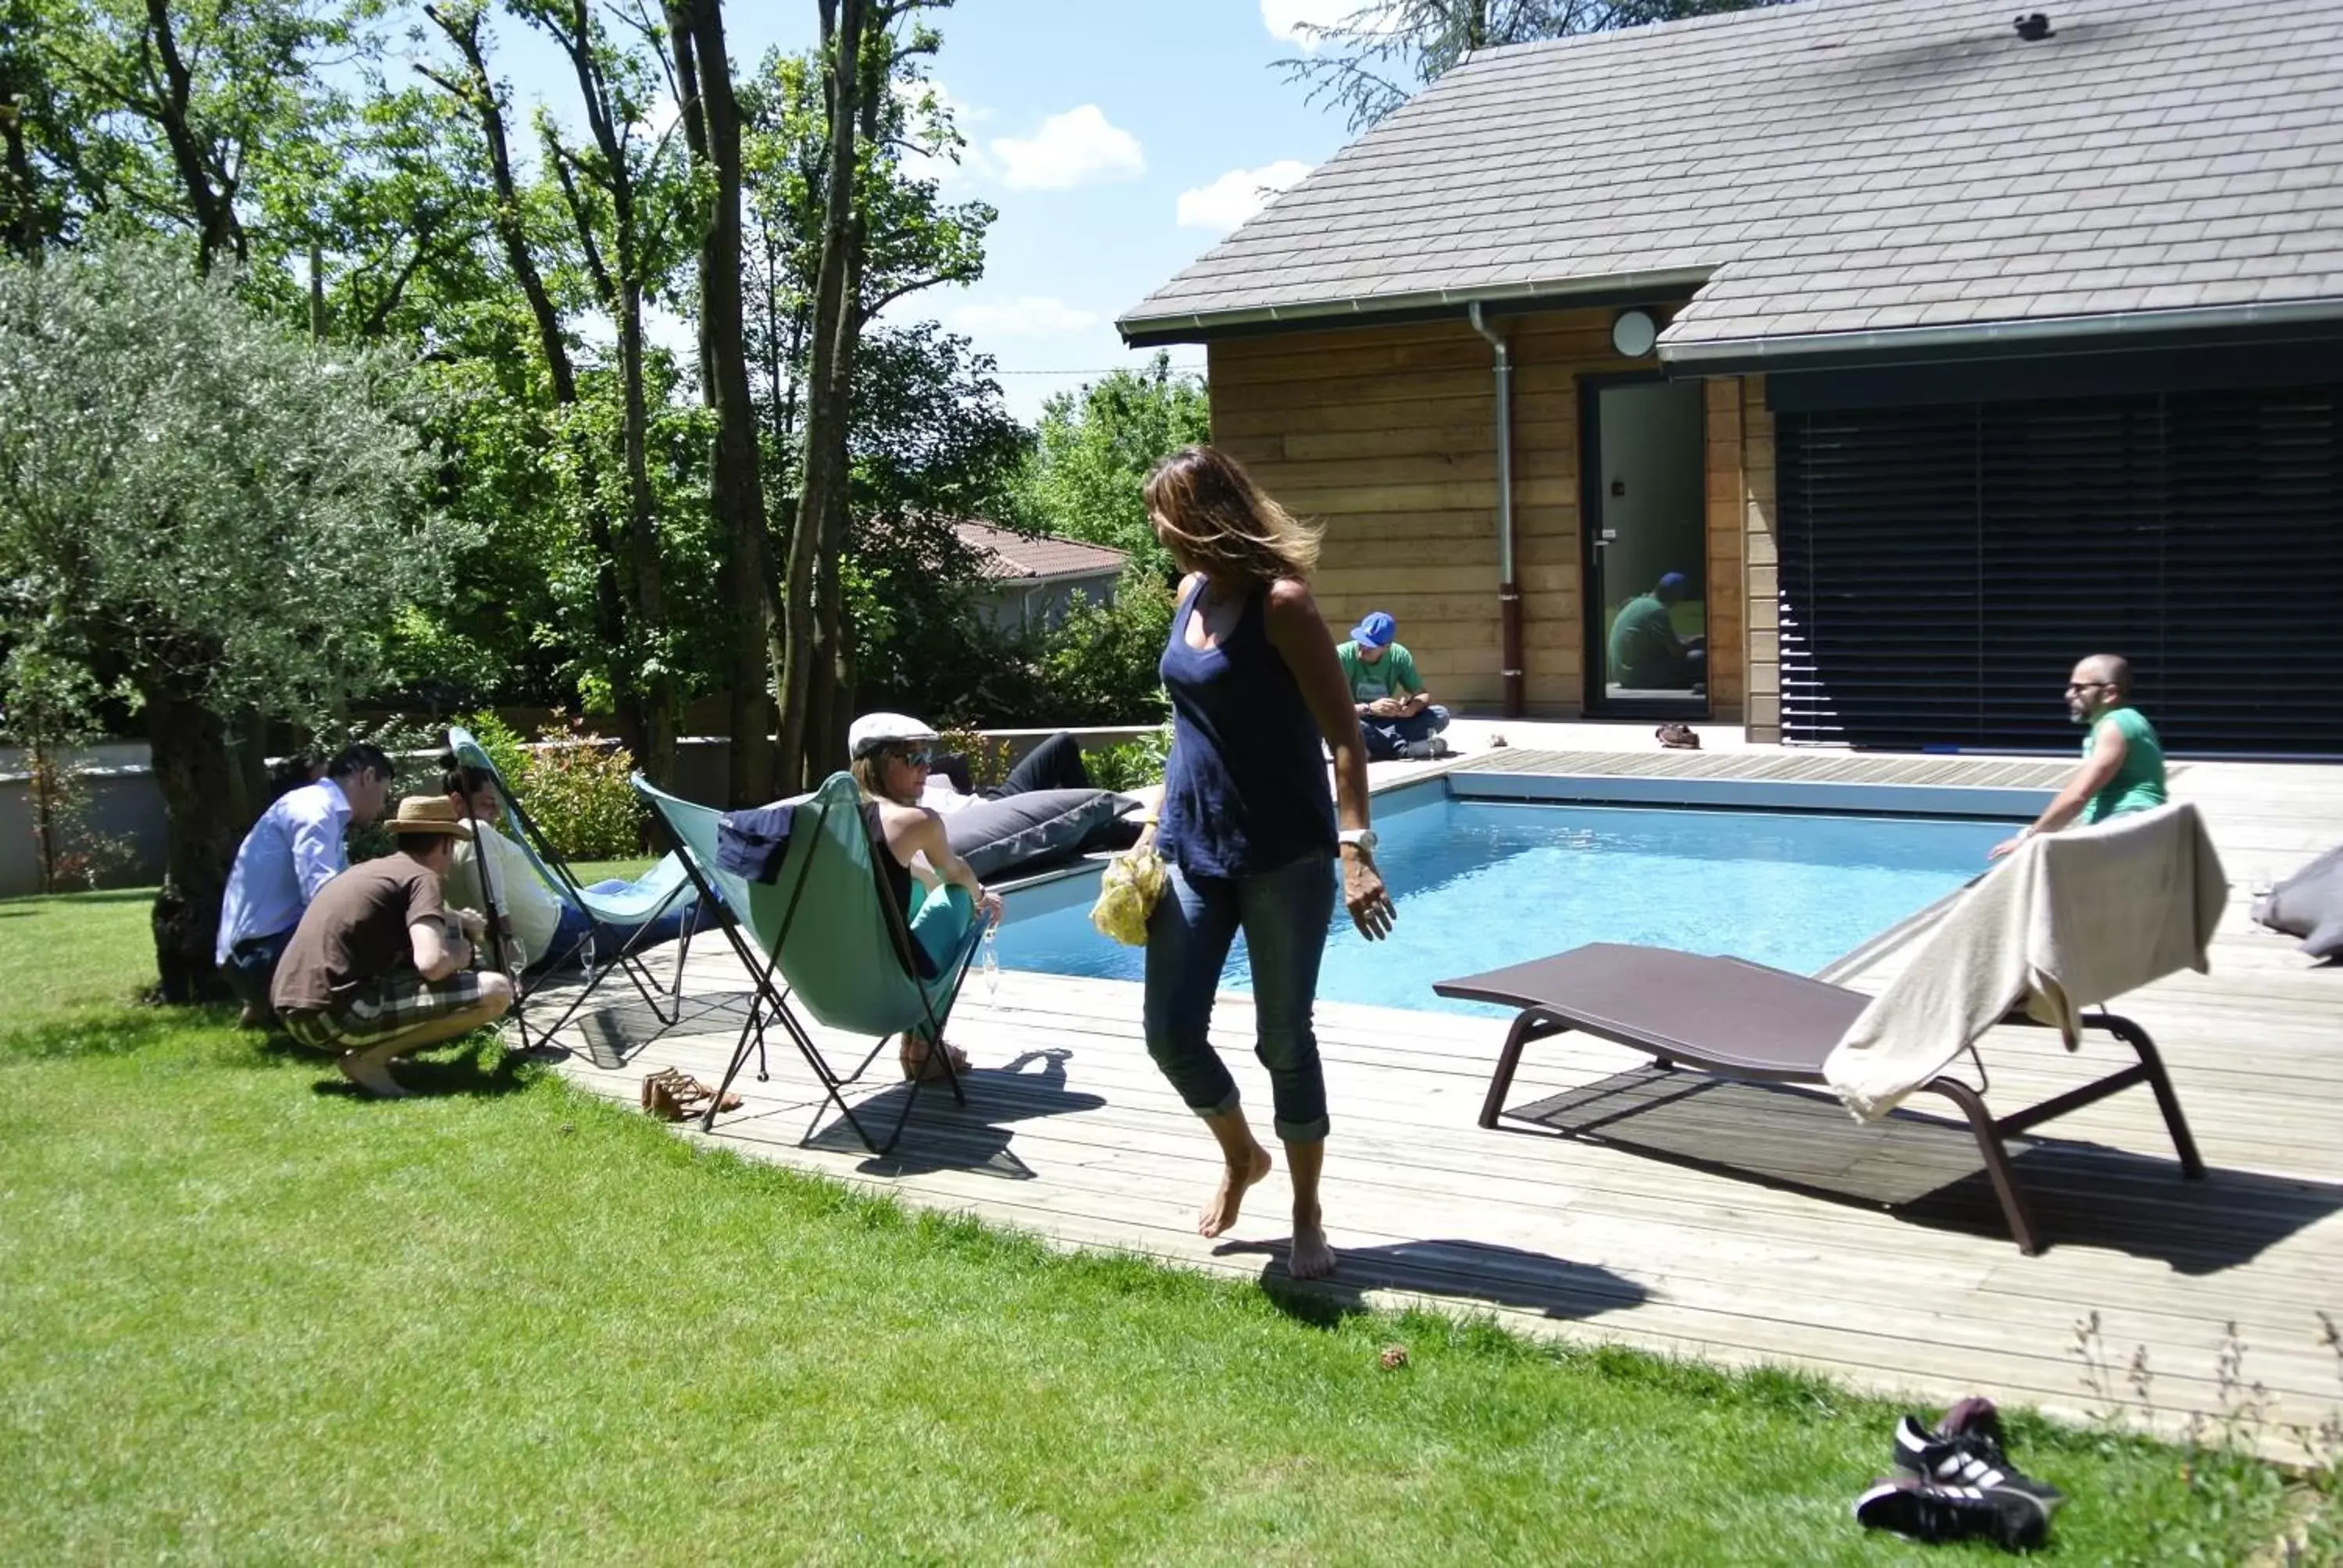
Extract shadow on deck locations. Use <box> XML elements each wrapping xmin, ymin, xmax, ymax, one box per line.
<box><xmin>1503</xmin><ymin>1067</ymin><xmax>2343</xmax><ymax>1274</ymax></box>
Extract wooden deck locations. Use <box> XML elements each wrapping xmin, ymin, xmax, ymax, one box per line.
<box><xmin>543</xmin><ymin>747</ymin><xmax>2343</xmax><ymax>1457</ymax></box>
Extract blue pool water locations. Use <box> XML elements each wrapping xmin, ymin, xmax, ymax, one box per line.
<box><xmin>991</xmin><ymin>796</ymin><xmax>2012</xmax><ymax>1016</ymax></box>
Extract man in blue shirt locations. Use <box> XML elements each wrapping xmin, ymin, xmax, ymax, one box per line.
<box><xmin>216</xmin><ymin>743</ymin><xmax>394</xmax><ymax>1021</ymax></box>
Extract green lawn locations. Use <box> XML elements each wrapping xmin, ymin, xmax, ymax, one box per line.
<box><xmin>0</xmin><ymin>890</ymin><xmax>2314</xmax><ymax>1563</ymax></box>
<box><xmin>570</xmin><ymin>854</ymin><xmax>657</xmax><ymax>886</ymax></box>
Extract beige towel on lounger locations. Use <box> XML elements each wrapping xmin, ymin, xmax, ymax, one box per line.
<box><xmin>1823</xmin><ymin>802</ymin><xmax>2226</xmax><ymax>1122</ymax></box>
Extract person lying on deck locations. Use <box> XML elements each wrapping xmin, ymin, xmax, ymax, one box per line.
<box><xmin>270</xmin><ymin>796</ymin><xmax>513</xmax><ymax>1098</ymax></box>
<box><xmin>920</xmin><ymin>728</ymin><xmax>1093</xmax><ymax>814</ymax></box>
<box><xmin>438</xmin><ymin>761</ymin><xmax>705</xmax><ymax>974</ymax></box>
<box><xmin>848</xmin><ymin>713</ymin><xmax>1004</xmax><ymax>1082</ymax></box>
<box><xmin>1988</xmin><ymin>654</ymin><xmax>2169</xmax><ymax>861</ymax></box>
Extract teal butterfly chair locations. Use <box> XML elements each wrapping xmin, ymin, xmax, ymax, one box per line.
<box><xmin>445</xmin><ymin>725</ymin><xmax>698</xmax><ymax>1050</ymax></box>
<box><xmin>634</xmin><ymin>772</ymin><xmax>990</xmax><ymax>1156</ymax></box>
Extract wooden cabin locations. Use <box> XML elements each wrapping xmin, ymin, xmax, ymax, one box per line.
<box><xmin>1119</xmin><ymin>0</ymin><xmax>2343</xmax><ymax>754</ymax></box>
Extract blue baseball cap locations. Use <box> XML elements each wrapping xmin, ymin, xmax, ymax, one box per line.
<box><xmin>1657</xmin><ymin>572</ymin><xmax>1689</xmax><ymax>593</ymax></box>
<box><xmin>1350</xmin><ymin>611</ymin><xmax>1396</xmax><ymax>649</ymax></box>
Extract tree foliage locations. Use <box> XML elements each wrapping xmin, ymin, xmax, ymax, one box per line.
<box><xmin>1016</xmin><ymin>351</ymin><xmax>1208</xmax><ymax>576</ymax></box>
<box><xmin>0</xmin><ymin>237</ymin><xmax>454</xmax><ymax>991</ymax></box>
<box><xmin>1281</xmin><ymin>0</ymin><xmax>1791</xmax><ymax>130</ymax></box>
<box><xmin>31</xmin><ymin>0</ymin><xmax>369</xmax><ymax>273</ymax></box>
<box><xmin>5</xmin><ymin>0</ymin><xmax>1170</xmax><ymax>986</ymax></box>
<box><xmin>0</xmin><ymin>240</ymin><xmax>449</xmax><ymax>730</ymax></box>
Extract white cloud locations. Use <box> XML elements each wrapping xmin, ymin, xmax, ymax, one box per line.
<box><xmin>989</xmin><ymin>105</ymin><xmax>1145</xmax><ymax>191</ymax></box>
<box><xmin>1261</xmin><ymin>0</ymin><xmax>1396</xmax><ymax>50</ymax></box>
<box><xmin>946</xmin><ymin>296</ymin><xmax>1100</xmax><ymax>337</ymax></box>
<box><xmin>1176</xmin><ymin>159</ymin><xmax>1313</xmax><ymax>231</ymax></box>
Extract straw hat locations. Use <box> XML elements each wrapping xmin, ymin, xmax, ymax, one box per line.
<box><xmin>385</xmin><ymin>796</ymin><xmax>473</xmax><ymax>838</ymax></box>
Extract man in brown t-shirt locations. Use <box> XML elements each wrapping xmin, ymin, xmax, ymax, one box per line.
<box><xmin>271</xmin><ymin>796</ymin><xmax>515</xmax><ymax>1097</ymax></box>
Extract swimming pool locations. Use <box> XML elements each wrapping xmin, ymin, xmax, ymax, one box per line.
<box><xmin>990</xmin><ymin>792</ymin><xmax>2013</xmax><ymax>1016</ymax></box>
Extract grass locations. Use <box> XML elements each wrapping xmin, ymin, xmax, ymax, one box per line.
<box><xmin>0</xmin><ymin>890</ymin><xmax>2308</xmax><ymax>1564</ymax></box>
<box><xmin>571</xmin><ymin>853</ymin><xmax>657</xmax><ymax>885</ymax></box>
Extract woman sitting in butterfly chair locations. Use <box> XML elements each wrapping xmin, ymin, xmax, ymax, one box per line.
<box><xmin>848</xmin><ymin>713</ymin><xmax>1005</xmax><ymax>1082</ymax></box>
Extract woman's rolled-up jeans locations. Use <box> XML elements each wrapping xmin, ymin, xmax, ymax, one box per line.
<box><xmin>1143</xmin><ymin>850</ymin><xmax>1335</xmax><ymax>1143</ymax></box>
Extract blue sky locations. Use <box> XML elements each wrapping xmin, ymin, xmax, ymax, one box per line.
<box><xmin>474</xmin><ymin>0</ymin><xmax>1363</xmax><ymax>420</ymax></box>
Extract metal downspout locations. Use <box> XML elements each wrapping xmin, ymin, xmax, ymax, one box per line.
<box><xmin>1467</xmin><ymin>301</ymin><xmax>1524</xmax><ymax>717</ymax></box>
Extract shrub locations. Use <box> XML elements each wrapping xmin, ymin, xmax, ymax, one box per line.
<box><xmin>936</xmin><ymin>728</ymin><xmax>1014</xmax><ymax>791</ymax></box>
<box><xmin>455</xmin><ymin>710</ymin><xmax>531</xmax><ymax>790</ymax></box>
<box><xmin>452</xmin><ymin>711</ymin><xmax>644</xmax><ymax>861</ymax></box>
<box><xmin>857</xmin><ymin>566</ymin><xmax>1175</xmax><ymax>732</ymax></box>
<box><xmin>1086</xmin><ymin>729</ymin><xmax>1170</xmax><ymax>793</ymax></box>
<box><xmin>512</xmin><ymin>719</ymin><xmax>644</xmax><ymax>861</ymax></box>
<box><xmin>1032</xmin><ymin>568</ymin><xmax>1174</xmax><ymax>727</ymax></box>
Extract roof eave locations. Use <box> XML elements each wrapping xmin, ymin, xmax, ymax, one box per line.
<box><xmin>1658</xmin><ymin>298</ymin><xmax>2343</xmax><ymax>377</ymax></box>
<box><xmin>1117</xmin><ymin>266</ymin><xmax>1715</xmax><ymax>347</ymax></box>
<box><xmin>980</xmin><ymin>565</ymin><xmax>1126</xmax><ymax>587</ymax></box>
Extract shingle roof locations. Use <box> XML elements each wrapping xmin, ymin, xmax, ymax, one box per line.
<box><xmin>955</xmin><ymin>520</ymin><xmax>1128</xmax><ymax>583</ymax></box>
<box><xmin>1119</xmin><ymin>0</ymin><xmax>2343</xmax><ymax>358</ymax></box>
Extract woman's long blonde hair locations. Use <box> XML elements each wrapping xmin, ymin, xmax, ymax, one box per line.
<box><xmin>1143</xmin><ymin>445</ymin><xmax>1321</xmax><ymax>585</ymax></box>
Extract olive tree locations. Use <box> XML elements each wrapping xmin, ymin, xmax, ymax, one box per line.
<box><xmin>0</xmin><ymin>239</ymin><xmax>458</xmax><ymax>998</ymax></box>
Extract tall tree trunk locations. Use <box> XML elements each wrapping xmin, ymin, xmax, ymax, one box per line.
<box><xmin>776</xmin><ymin>0</ymin><xmax>868</xmax><ymax>792</ymax></box>
<box><xmin>144</xmin><ymin>0</ymin><xmax>242</xmax><ymax>271</ymax></box>
<box><xmin>805</xmin><ymin>476</ymin><xmax>854</xmax><ymax>782</ymax></box>
<box><xmin>422</xmin><ymin>3</ymin><xmax>645</xmax><ymax>764</ymax></box>
<box><xmin>671</xmin><ymin>0</ymin><xmax>777</xmax><ymax>805</ymax></box>
<box><xmin>530</xmin><ymin>0</ymin><xmax>675</xmax><ymax>782</ymax></box>
<box><xmin>141</xmin><ymin>675</ymin><xmax>243</xmax><ymax>1003</ymax></box>
<box><xmin>0</xmin><ymin>55</ymin><xmax>42</xmax><ymax>257</ymax></box>
<box><xmin>617</xmin><ymin>276</ymin><xmax>675</xmax><ymax>786</ymax></box>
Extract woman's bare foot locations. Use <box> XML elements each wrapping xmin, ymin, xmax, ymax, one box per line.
<box><xmin>337</xmin><ymin>1050</ymin><xmax>410</xmax><ymax>1099</ymax></box>
<box><xmin>1200</xmin><ymin>1144</ymin><xmax>1273</xmax><ymax>1238</ymax></box>
<box><xmin>1289</xmin><ymin>1209</ymin><xmax>1338</xmax><ymax>1280</ymax></box>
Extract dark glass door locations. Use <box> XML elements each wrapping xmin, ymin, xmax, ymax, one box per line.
<box><xmin>1585</xmin><ymin>378</ymin><xmax>1708</xmax><ymax>715</ymax></box>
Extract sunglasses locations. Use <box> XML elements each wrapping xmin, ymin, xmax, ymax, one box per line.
<box><xmin>889</xmin><ymin>747</ymin><xmax>933</xmax><ymax>768</ymax></box>
<box><xmin>2066</xmin><ymin>681</ymin><xmax>2111</xmax><ymax>693</ymax></box>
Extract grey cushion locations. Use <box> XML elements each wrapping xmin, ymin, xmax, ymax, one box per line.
<box><xmin>945</xmin><ymin>789</ymin><xmax>1139</xmax><ymax>880</ymax></box>
<box><xmin>2252</xmin><ymin>844</ymin><xmax>2343</xmax><ymax>960</ymax></box>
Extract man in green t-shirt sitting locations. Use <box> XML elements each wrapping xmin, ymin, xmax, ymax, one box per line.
<box><xmin>1337</xmin><ymin>611</ymin><xmax>1451</xmax><ymax>761</ymax></box>
<box><xmin>1607</xmin><ymin>572</ymin><xmax>1706</xmax><ymax>691</ymax></box>
<box><xmin>1988</xmin><ymin>654</ymin><xmax>2169</xmax><ymax>861</ymax></box>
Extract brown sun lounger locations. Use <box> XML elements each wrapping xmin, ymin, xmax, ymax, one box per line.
<box><xmin>1435</xmin><ymin>943</ymin><xmax>2205</xmax><ymax>1255</ymax></box>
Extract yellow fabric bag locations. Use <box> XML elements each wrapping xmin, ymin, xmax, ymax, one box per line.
<box><xmin>1089</xmin><ymin>846</ymin><xmax>1168</xmax><ymax>946</ymax></box>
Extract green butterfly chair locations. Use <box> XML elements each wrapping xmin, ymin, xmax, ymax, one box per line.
<box><xmin>634</xmin><ymin>772</ymin><xmax>990</xmax><ymax>1156</ymax></box>
<box><xmin>445</xmin><ymin>725</ymin><xmax>698</xmax><ymax>1050</ymax></box>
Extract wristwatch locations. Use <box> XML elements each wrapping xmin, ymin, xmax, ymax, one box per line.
<box><xmin>1339</xmin><ymin>828</ymin><xmax>1378</xmax><ymax>854</ymax></box>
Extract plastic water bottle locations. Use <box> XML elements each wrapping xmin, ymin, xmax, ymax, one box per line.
<box><xmin>981</xmin><ymin>925</ymin><xmax>1001</xmax><ymax>1006</ymax></box>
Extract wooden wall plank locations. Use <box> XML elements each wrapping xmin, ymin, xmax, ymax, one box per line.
<box><xmin>1742</xmin><ymin>378</ymin><xmax>1779</xmax><ymax>743</ymax></box>
<box><xmin>1703</xmin><ymin>377</ymin><xmax>1749</xmax><ymax>725</ymax></box>
<box><xmin>1211</xmin><ymin>306</ymin><xmax>1744</xmax><ymax>723</ymax></box>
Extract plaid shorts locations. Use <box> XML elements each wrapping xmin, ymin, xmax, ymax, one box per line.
<box><xmin>280</xmin><ymin>968</ymin><xmax>488</xmax><ymax>1053</ymax></box>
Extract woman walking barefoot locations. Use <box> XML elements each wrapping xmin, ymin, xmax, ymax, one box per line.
<box><xmin>1138</xmin><ymin>445</ymin><xmax>1396</xmax><ymax>1282</ymax></box>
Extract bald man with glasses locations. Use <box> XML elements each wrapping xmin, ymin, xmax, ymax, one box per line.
<box><xmin>1988</xmin><ymin>654</ymin><xmax>2169</xmax><ymax>861</ymax></box>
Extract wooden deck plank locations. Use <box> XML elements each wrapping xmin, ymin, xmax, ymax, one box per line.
<box><xmin>543</xmin><ymin>750</ymin><xmax>2343</xmax><ymax>1457</ymax></box>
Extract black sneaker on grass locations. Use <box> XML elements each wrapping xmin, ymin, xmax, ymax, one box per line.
<box><xmin>1855</xmin><ymin>1475</ymin><xmax>2051</xmax><ymax>1552</ymax></box>
<box><xmin>1893</xmin><ymin>1409</ymin><xmax>2066</xmax><ymax>1506</ymax></box>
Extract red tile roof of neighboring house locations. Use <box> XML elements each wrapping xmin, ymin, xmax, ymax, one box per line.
<box><xmin>954</xmin><ymin>519</ymin><xmax>1128</xmax><ymax>583</ymax></box>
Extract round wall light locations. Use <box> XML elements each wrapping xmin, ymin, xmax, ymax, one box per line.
<box><xmin>1610</xmin><ymin>308</ymin><xmax>1659</xmax><ymax>359</ymax></box>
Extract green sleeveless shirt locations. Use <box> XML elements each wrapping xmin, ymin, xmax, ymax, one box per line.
<box><xmin>2082</xmin><ymin>706</ymin><xmax>2166</xmax><ymax>824</ymax></box>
